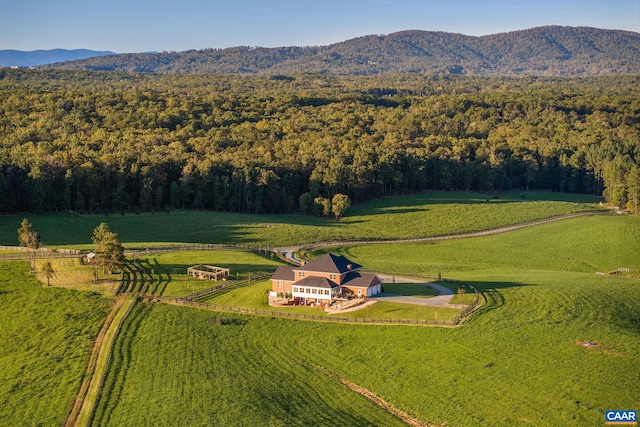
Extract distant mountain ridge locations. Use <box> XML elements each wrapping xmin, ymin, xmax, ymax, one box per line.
<box><xmin>0</xmin><ymin>49</ymin><xmax>115</xmax><ymax>67</ymax></box>
<box><xmin>39</xmin><ymin>26</ymin><xmax>640</xmax><ymax>76</ymax></box>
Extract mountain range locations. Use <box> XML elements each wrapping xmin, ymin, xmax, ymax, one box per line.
<box><xmin>14</xmin><ymin>26</ymin><xmax>640</xmax><ymax>76</ymax></box>
<box><xmin>0</xmin><ymin>49</ymin><xmax>115</xmax><ymax>67</ymax></box>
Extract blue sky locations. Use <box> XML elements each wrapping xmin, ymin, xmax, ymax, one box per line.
<box><xmin>2</xmin><ymin>0</ymin><xmax>639</xmax><ymax>52</ymax></box>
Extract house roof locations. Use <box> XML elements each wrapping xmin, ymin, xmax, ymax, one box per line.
<box><xmin>272</xmin><ymin>266</ymin><xmax>296</xmax><ymax>281</ymax></box>
<box><xmin>294</xmin><ymin>276</ymin><xmax>340</xmax><ymax>289</ymax></box>
<box><xmin>342</xmin><ymin>272</ymin><xmax>380</xmax><ymax>288</ymax></box>
<box><xmin>296</xmin><ymin>254</ymin><xmax>362</xmax><ymax>274</ymax></box>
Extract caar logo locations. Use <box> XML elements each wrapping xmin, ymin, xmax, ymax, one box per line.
<box><xmin>606</xmin><ymin>410</ymin><xmax>637</xmax><ymax>425</ymax></box>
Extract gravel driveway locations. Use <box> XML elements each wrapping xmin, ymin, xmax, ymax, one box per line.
<box><xmin>374</xmin><ymin>275</ymin><xmax>468</xmax><ymax>308</ymax></box>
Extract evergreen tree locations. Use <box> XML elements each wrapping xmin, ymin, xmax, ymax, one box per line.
<box><xmin>91</xmin><ymin>222</ymin><xmax>125</xmax><ymax>275</ymax></box>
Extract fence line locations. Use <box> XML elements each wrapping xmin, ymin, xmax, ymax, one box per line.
<box><xmin>182</xmin><ymin>272</ymin><xmax>271</xmax><ymax>301</ymax></box>
<box><xmin>143</xmin><ymin>286</ymin><xmax>481</xmax><ymax>327</ymax></box>
<box><xmin>295</xmin><ymin>211</ymin><xmax>608</xmax><ymax>253</ymax></box>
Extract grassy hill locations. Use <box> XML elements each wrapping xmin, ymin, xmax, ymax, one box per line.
<box><xmin>0</xmin><ymin>191</ymin><xmax>603</xmax><ymax>248</ymax></box>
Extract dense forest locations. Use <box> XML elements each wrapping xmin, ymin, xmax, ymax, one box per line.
<box><xmin>44</xmin><ymin>26</ymin><xmax>640</xmax><ymax>76</ymax></box>
<box><xmin>0</xmin><ymin>69</ymin><xmax>639</xmax><ymax>215</ymax></box>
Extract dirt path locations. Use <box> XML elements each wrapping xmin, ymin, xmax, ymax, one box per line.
<box><xmin>64</xmin><ymin>296</ymin><xmax>126</xmax><ymax>427</ymax></box>
<box><xmin>65</xmin><ymin>294</ymin><xmax>137</xmax><ymax>427</ymax></box>
<box><xmin>277</xmin><ymin>212</ymin><xmax>603</xmax><ymax>265</ymax></box>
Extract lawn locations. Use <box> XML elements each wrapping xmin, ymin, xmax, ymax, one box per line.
<box><xmin>0</xmin><ymin>191</ymin><xmax>603</xmax><ymax>248</ymax></box>
<box><xmin>131</xmin><ymin>249</ymin><xmax>286</xmax><ymax>297</ymax></box>
<box><xmin>0</xmin><ymin>262</ymin><xmax>111</xmax><ymax>427</ymax></box>
<box><xmin>197</xmin><ymin>278</ymin><xmax>462</xmax><ymax>322</ymax></box>
<box><xmin>381</xmin><ymin>282</ymin><xmax>439</xmax><ymax>297</ymax></box>
<box><xmin>32</xmin><ymin>257</ymin><xmax>121</xmax><ymax>296</ymax></box>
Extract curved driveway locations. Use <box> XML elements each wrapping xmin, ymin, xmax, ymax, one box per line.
<box><xmin>375</xmin><ymin>275</ymin><xmax>467</xmax><ymax>308</ymax></box>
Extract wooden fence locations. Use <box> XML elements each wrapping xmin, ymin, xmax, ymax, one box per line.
<box><xmin>182</xmin><ymin>272</ymin><xmax>272</xmax><ymax>301</ymax></box>
<box><xmin>143</xmin><ymin>283</ymin><xmax>481</xmax><ymax>327</ymax></box>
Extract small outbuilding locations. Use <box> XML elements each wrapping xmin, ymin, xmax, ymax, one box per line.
<box><xmin>187</xmin><ymin>265</ymin><xmax>230</xmax><ymax>281</ymax></box>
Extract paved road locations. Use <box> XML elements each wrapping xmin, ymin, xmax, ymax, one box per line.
<box><xmin>374</xmin><ymin>275</ymin><xmax>467</xmax><ymax>308</ymax></box>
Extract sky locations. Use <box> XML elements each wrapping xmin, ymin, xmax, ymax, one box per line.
<box><xmin>2</xmin><ymin>0</ymin><xmax>639</xmax><ymax>53</ymax></box>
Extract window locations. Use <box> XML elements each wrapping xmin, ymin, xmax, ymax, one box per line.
<box><xmin>299</xmin><ymin>272</ymin><xmax>306</xmax><ymax>278</ymax></box>
<box><xmin>330</xmin><ymin>274</ymin><xmax>336</xmax><ymax>280</ymax></box>
<box><xmin>325</xmin><ymin>290</ymin><xmax>330</xmax><ymax>295</ymax></box>
<box><xmin>293</xmin><ymin>287</ymin><xmax>298</xmax><ymax>293</ymax></box>
<box><xmin>306</xmin><ymin>288</ymin><xmax>311</xmax><ymax>294</ymax></box>
<box><xmin>278</xmin><ymin>281</ymin><xmax>282</xmax><ymax>289</ymax></box>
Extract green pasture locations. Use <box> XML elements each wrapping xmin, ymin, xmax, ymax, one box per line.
<box><xmin>0</xmin><ymin>194</ymin><xmax>636</xmax><ymax>426</ymax></box>
<box><xmin>92</xmin><ymin>302</ymin><xmax>408</xmax><ymax>427</ymax></box>
<box><xmin>132</xmin><ymin>250</ymin><xmax>285</xmax><ymax>297</ymax></box>
<box><xmin>0</xmin><ymin>191</ymin><xmax>602</xmax><ymax>248</ymax></box>
<box><xmin>0</xmin><ymin>262</ymin><xmax>111</xmax><ymax>427</ymax></box>
<box><xmin>309</xmin><ymin>214</ymin><xmax>640</xmax><ymax>277</ymax></box>
<box><xmin>91</xmin><ymin>213</ymin><xmax>639</xmax><ymax>426</ymax></box>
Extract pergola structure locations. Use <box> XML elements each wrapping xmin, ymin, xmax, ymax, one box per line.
<box><xmin>187</xmin><ymin>265</ymin><xmax>230</xmax><ymax>281</ymax></box>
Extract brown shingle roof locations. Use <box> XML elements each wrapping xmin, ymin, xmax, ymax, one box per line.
<box><xmin>271</xmin><ymin>266</ymin><xmax>295</xmax><ymax>281</ymax></box>
<box><xmin>296</xmin><ymin>254</ymin><xmax>362</xmax><ymax>274</ymax></box>
<box><xmin>342</xmin><ymin>272</ymin><xmax>380</xmax><ymax>288</ymax></box>
<box><xmin>294</xmin><ymin>276</ymin><xmax>340</xmax><ymax>289</ymax></box>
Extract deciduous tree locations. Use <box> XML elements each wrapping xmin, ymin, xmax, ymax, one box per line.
<box><xmin>331</xmin><ymin>193</ymin><xmax>351</xmax><ymax>220</ymax></box>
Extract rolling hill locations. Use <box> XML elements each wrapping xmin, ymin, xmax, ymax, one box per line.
<box><xmin>41</xmin><ymin>26</ymin><xmax>640</xmax><ymax>76</ymax></box>
<box><xmin>0</xmin><ymin>49</ymin><xmax>115</xmax><ymax>67</ymax></box>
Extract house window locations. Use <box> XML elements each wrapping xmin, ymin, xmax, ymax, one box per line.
<box><xmin>330</xmin><ymin>274</ymin><xmax>336</xmax><ymax>280</ymax></box>
<box><xmin>306</xmin><ymin>288</ymin><xmax>311</xmax><ymax>294</ymax></box>
<box><xmin>312</xmin><ymin>289</ymin><xmax>317</xmax><ymax>294</ymax></box>
<box><xmin>299</xmin><ymin>272</ymin><xmax>306</xmax><ymax>278</ymax></box>
<box><xmin>278</xmin><ymin>281</ymin><xmax>283</xmax><ymax>289</ymax></box>
<box><xmin>325</xmin><ymin>290</ymin><xmax>330</xmax><ymax>295</ymax></box>
<box><xmin>293</xmin><ymin>287</ymin><xmax>298</xmax><ymax>292</ymax></box>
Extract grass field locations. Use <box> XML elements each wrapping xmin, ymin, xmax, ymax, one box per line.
<box><xmin>92</xmin><ymin>302</ymin><xmax>409</xmax><ymax>427</ymax></box>
<box><xmin>91</xmin><ymin>213</ymin><xmax>639</xmax><ymax>426</ymax></box>
<box><xmin>0</xmin><ymin>193</ymin><xmax>636</xmax><ymax>426</ymax></box>
<box><xmin>0</xmin><ymin>262</ymin><xmax>111</xmax><ymax>427</ymax></box>
<box><xmin>0</xmin><ymin>191</ymin><xmax>603</xmax><ymax>248</ymax></box>
<box><xmin>131</xmin><ymin>249</ymin><xmax>285</xmax><ymax>297</ymax></box>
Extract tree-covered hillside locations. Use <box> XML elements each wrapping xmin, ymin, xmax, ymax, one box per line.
<box><xmin>0</xmin><ymin>69</ymin><xmax>638</xmax><ymax>214</ymax></box>
<box><xmin>42</xmin><ymin>27</ymin><xmax>640</xmax><ymax>76</ymax></box>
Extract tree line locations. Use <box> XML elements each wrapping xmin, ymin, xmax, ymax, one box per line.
<box><xmin>0</xmin><ymin>69</ymin><xmax>639</xmax><ymax>215</ymax></box>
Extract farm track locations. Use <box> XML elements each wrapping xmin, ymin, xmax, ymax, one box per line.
<box><xmin>1</xmin><ymin>211</ymin><xmax>608</xmax><ymax>264</ymax></box>
<box><xmin>64</xmin><ymin>297</ymin><xmax>125</xmax><ymax>427</ymax></box>
<box><xmin>91</xmin><ymin>301</ymin><xmax>147</xmax><ymax>426</ymax></box>
<box><xmin>65</xmin><ymin>294</ymin><xmax>137</xmax><ymax>427</ymax></box>
<box><xmin>285</xmin><ymin>211</ymin><xmax>609</xmax><ymax>258</ymax></box>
